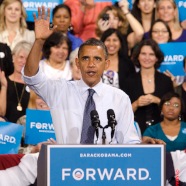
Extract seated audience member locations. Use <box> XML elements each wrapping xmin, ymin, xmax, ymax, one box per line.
<box><xmin>5</xmin><ymin>41</ymin><xmax>32</xmax><ymax>123</ymax></box>
<box><xmin>156</xmin><ymin>0</ymin><xmax>186</xmax><ymax>42</ymax></box>
<box><xmin>64</xmin><ymin>0</ymin><xmax>112</xmax><ymax>41</ymax></box>
<box><xmin>0</xmin><ymin>43</ymin><xmax>14</xmax><ymax>76</ymax></box>
<box><xmin>0</xmin><ymin>0</ymin><xmax>35</xmax><ymax>51</ymax></box>
<box><xmin>100</xmin><ymin>28</ymin><xmax>135</xmax><ymax>89</ymax></box>
<box><xmin>143</xmin><ymin>92</ymin><xmax>186</xmax><ymax>152</ymax></box>
<box><xmin>123</xmin><ymin>39</ymin><xmax>174</xmax><ymax>134</ymax></box>
<box><xmin>0</xmin><ymin>70</ymin><xmax>7</xmax><ymax>116</ymax></box>
<box><xmin>96</xmin><ymin>2</ymin><xmax>144</xmax><ymax>54</ymax></box>
<box><xmin>52</xmin><ymin>4</ymin><xmax>83</xmax><ymax>51</ymax></box>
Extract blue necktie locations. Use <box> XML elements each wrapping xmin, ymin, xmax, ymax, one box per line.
<box><xmin>80</xmin><ymin>89</ymin><xmax>96</xmax><ymax>144</ymax></box>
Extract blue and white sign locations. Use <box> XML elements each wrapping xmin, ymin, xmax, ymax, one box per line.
<box><xmin>22</xmin><ymin>0</ymin><xmax>63</xmax><ymax>22</ymax></box>
<box><xmin>175</xmin><ymin>0</ymin><xmax>186</xmax><ymax>22</ymax></box>
<box><xmin>158</xmin><ymin>42</ymin><xmax>186</xmax><ymax>76</ymax></box>
<box><xmin>0</xmin><ymin>122</ymin><xmax>23</xmax><ymax>154</ymax></box>
<box><xmin>47</xmin><ymin>145</ymin><xmax>165</xmax><ymax>186</ymax></box>
<box><xmin>25</xmin><ymin>109</ymin><xmax>56</xmax><ymax>145</ymax></box>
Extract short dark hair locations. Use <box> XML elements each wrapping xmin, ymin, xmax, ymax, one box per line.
<box><xmin>149</xmin><ymin>19</ymin><xmax>172</xmax><ymax>42</ymax></box>
<box><xmin>132</xmin><ymin>39</ymin><xmax>164</xmax><ymax>68</ymax></box>
<box><xmin>159</xmin><ymin>91</ymin><xmax>185</xmax><ymax>115</ymax></box>
<box><xmin>52</xmin><ymin>4</ymin><xmax>71</xmax><ymax>18</ymax></box>
<box><xmin>78</xmin><ymin>38</ymin><xmax>108</xmax><ymax>59</ymax></box>
<box><xmin>42</xmin><ymin>32</ymin><xmax>72</xmax><ymax>59</ymax></box>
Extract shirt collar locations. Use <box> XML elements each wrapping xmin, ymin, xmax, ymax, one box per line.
<box><xmin>78</xmin><ymin>78</ymin><xmax>103</xmax><ymax>97</ymax></box>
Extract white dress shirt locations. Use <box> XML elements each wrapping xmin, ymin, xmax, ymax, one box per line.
<box><xmin>22</xmin><ymin>68</ymin><xmax>141</xmax><ymax>144</ymax></box>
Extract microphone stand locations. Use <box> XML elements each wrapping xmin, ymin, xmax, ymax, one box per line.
<box><xmin>102</xmin><ymin>125</ymin><xmax>109</xmax><ymax>145</ymax></box>
<box><xmin>102</xmin><ymin>128</ymin><xmax>106</xmax><ymax>145</ymax></box>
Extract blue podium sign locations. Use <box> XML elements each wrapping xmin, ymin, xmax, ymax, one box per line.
<box><xmin>46</xmin><ymin>145</ymin><xmax>165</xmax><ymax>186</ymax></box>
<box><xmin>25</xmin><ymin>109</ymin><xmax>56</xmax><ymax>145</ymax></box>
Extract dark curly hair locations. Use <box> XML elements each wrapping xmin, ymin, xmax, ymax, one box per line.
<box><xmin>42</xmin><ymin>32</ymin><xmax>72</xmax><ymax>59</ymax></box>
<box><xmin>132</xmin><ymin>39</ymin><xmax>164</xmax><ymax>68</ymax></box>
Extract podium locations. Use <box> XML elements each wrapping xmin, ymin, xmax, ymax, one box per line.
<box><xmin>37</xmin><ymin>144</ymin><xmax>165</xmax><ymax>186</ymax></box>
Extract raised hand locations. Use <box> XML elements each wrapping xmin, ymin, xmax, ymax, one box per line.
<box><xmin>33</xmin><ymin>6</ymin><xmax>56</xmax><ymax>40</ymax></box>
<box><xmin>118</xmin><ymin>0</ymin><xmax>129</xmax><ymax>14</ymax></box>
<box><xmin>98</xmin><ymin>19</ymin><xmax>110</xmax><ymax>33</ymax></box>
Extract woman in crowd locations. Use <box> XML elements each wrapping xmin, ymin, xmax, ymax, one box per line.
<box><xmin>5</xmin><ymin>41</ymin><xmax>32</xmax><ymax>123</ymax></box>
<box><xmin>123</xmin><ymin>39</ymin><xmax>174</xmax><ymax>134</ymax></box>
<box><xmin>28</xmin><ymin>32</ymin><xmax>72</xmax><ymax>110</ymax></box>
<box><xmin>40</xmin><ymin>31</ymin><xmax>72</xmax><ymax>80</ymax></box>
<box><xmin>130</xmin><ymin>0</ymin><xmax>156</xmax><ymax>39</ymax></box>
<box><xmin>96</xmin><ymin>1</ymin><xmax>144</xmax><ymax>53</ymax></box>
<box><xmin>52</xmin><ymin>4</ymin><xmax>83</xmax><ymax>51</ymax></box>
<box><xmin>143</xmin><ymin>92</ymin><xmax>186</xmax><ymax>152</ymax></box>
<box><xmin>149</xmin><ymin>19</ymin><xmax>172</xmax><ymax>44</ymax></box>
<box><xmin>100</xmin><ymin>28</ymin><xmax>135</xmax><ymax>89</ymax></box>
<box><xmin>0</xmin><ymin>0</ymin><xmax>35</xmax><ymax>51</ymax></box>
<box><xmin>149</xmin><ymin>19</ymin><xmax>184</xmax><ymax>88</ymax></box>
<box><xmin>156</xmin><ymin>0</ymin><xmax>186</xmax><ymax>42</ymax></box>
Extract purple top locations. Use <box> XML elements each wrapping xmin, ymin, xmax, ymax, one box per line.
<box><xmin>172</xmin><ymin>29</ymin><xmax>186</xmax><ymax>42</ymax></box>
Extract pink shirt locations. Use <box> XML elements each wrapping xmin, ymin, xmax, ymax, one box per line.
<box><xmin>64</xmin><ymin>0</ymin><xmax>112</xmax><ymax>41</ymax></box>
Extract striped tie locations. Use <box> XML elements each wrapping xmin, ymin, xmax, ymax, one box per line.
<box><xmin>80</xmin><ymin>89</ymin><xmax>96</xmax><ymax>144</ymax></box>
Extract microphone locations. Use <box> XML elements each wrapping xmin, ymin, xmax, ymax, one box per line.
<box><xmin>90</xmin><ymin>110</ymin><xmax>101</xmax><ymax>140</ymax></box>
<box><xmin>107</xmin><ymin>109</ymin><xmax>117</xmax><ymax>139</ymax></box>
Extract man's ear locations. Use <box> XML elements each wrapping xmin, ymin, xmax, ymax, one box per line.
<box><xmin>105</xmin><ymin>59</ymin><xmax>110</xmax><ymax>70</ymax></box>
<box><xmin>75</xmin><ymin>57</ymin><xmax>80</xmax><ymax>69</ymax></box>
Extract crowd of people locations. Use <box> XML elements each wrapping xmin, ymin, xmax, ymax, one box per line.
<box><xmin>0</xmin><ymin>0</ymin><xmax>186</xmax><ymax>185</ymax></box>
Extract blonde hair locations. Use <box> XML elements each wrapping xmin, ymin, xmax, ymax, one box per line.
<box><xmin>96</xmin><ymin>5</ymin><xmax>129</xmax><ymax>38</ymax></box>
<box><xmin>12</xmin><ymin>41</ymin><xmax>32</xmax><ymax>56</ymax></box>
<box><xmin>0</xmin><ymin>0</ymin><xmax>27</xmax><ymax>33</ymax></box>
<box><xmin>156</xmin><ymin>0</ymin><xmax>181</xmax><ymax>31</ymax></box>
